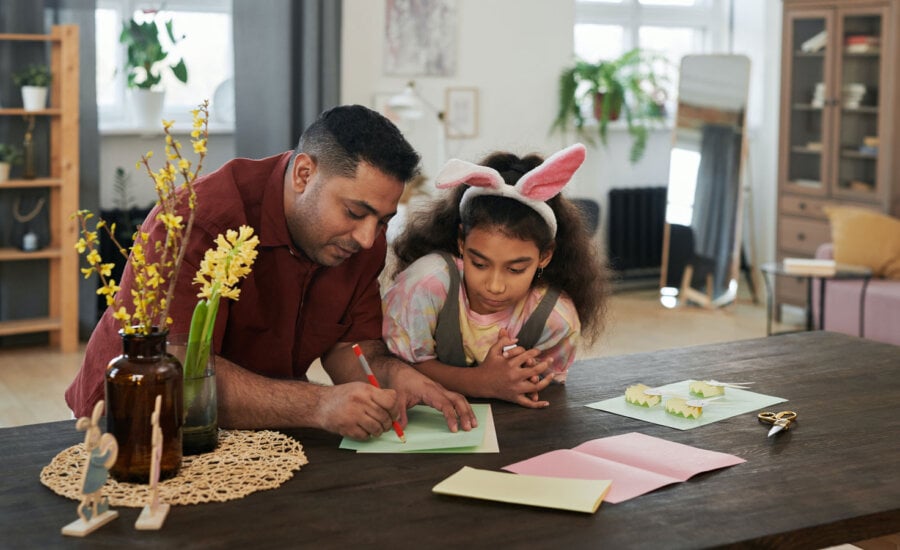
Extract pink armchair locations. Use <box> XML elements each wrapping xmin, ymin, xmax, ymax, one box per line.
<box><xmin>813</xmin><ymin>243</ymin><xmax>900</xmax><ymax>346</ymax></box>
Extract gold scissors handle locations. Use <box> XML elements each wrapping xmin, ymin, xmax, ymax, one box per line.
<box><xmin>758</xmin><ymin>411</ymin><xmax>798</xmax><ymax>436</ymax></box>
<box><xmin>758</xmin><ymin>411</ymin><xmax>798</xmax><ymax>424</ymax></box>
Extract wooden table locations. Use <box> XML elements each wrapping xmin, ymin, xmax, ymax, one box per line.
<box><xmin>3</xmin><ymin>332</ymin><xmax>899</xmax><ymax>549</ymax></box>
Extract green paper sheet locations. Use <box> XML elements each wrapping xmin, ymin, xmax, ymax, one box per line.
<box><xmin>339</xmin><ymin>403</ymin><xmax>494</xmax><ymax>453</ymax></box>
<box><xmin>433</xmin><ymin>466</ymin><xmax>612</xmax><ymax>514</ymax></box>
<box><xmin>586</xmin><ymin>380</ymin><xmax>786</xmax><ymax>430</ymax></box>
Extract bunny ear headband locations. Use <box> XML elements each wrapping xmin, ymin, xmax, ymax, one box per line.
<box><xmin>434</xmin><ymin>143</ymin><xmax>587</xmax><ymax>238</ymax></box>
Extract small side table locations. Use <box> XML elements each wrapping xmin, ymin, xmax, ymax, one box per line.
<box><xmin>760</xmin><ymin>261</ymin><xmax>872</xmax><ymax>337</ymax></box>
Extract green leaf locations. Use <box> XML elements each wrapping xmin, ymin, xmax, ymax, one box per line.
<box><xmin>170</xmin><ymin>59</ymin><xmax>188</xmax><ymax>84</ymax></box>
<box><xmin>184</xmin><ymin>300</ymin><xmax>208</xmax><ymax>379</ymax></box>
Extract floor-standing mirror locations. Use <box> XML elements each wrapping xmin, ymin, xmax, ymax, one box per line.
<box><xmin>660</xmin><ymin>55</ymin><xmax>751</xmax><ymax>308</ymax></box>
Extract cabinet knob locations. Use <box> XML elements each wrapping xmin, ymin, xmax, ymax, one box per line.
<box><xmin>798</xmin><ymin>202</ymin><xmax>806</xmax><ymax>210</ymax></box>
<box><xmin>797</xmin><ymin>232</ymin><xmax>806</xmax><ymax>241</ymax></box>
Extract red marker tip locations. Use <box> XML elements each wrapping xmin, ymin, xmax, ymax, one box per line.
<box><xmin>352</xmin><ymin>343</ymin><xmax>362</xmax><ymax>357</ymax></box>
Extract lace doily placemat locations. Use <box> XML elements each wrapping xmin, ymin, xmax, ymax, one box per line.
<box><xmin>40</xmin><ymin>429</ymin><xmax>308</xmax><ymax>507</ymax></box>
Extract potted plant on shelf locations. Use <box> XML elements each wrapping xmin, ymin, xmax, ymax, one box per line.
<box><xmin>119</xmin><ymin>10</ymin><xmax>188</xmax><ymax>128</ymax></box>
<box><xmin>0</xmin><ymin>143</ymin><xmax>23</xmax><ymax>182</ymax></box>
<box><xmin>12</xmin><ymin>64</ymin><xmax>52</xmax><ymax>111</ymax></box>
<box><xmin>552</xmin><ymin>48</ymin><xmax>667</xmax><ymax>163</ymax></box>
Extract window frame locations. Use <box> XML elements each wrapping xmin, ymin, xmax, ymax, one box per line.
<box><xmin>575</xmin><ymin>0</ymin><xmax>730</xmax><ymax>54</ymax></box>
<box><xmin>96</xmin><ymin>0</ymin><xmax>234</xmax><ymax>134</ymax></box>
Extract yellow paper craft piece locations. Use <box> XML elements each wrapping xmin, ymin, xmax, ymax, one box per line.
<box><xmin>665</xmin><ymin>397</ymin><xmax>703</xmax><ymax>419</ymax></box>
<box><xmin>688</xmin><ymin>381</ymin><xmax>725</xmax><ymax>398</ymax></box>
<box><xmin>433</xmin><ymin>466</ymin><xmax>611</xmax><ymax>514</ymax></box>
<box><xmin>624</xmin><ymin>384</ymin><xmax>661</xmax><ymax>407</ymax></box>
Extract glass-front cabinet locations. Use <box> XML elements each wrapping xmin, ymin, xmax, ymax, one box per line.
<box><xmin>775</xmin><ymin>0</ymin><xmax>899</xmax><ymax>319</ymax></box>
<box><xmin>781</xmin><ymin>6</ymin><xmax>887</xmax><ymax>202</ymax></box>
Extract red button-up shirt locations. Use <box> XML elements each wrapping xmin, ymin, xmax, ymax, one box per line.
<box><xmin>66</xmin><ymin>153</ymin><xmax>386</xmax><ymax>418</ymax></box>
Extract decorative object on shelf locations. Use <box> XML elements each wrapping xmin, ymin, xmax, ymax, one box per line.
<box><xmin>0</xmin><ymin>143</ymin><xmax>23</xmax><ymax>183</ymax></box>
<box><xmin>13</xmin><ymin>195</ymin><xmax>46</xmax><ymax>251</ymax></box>
<box><xmin>552</xmin><ymin>49</ymin><xmax>667</xmax><ymax>163</ymax></box>
<box><xmin>179</xmin><ymin>225</ymin><xmax>259</xmax><ymax>455</ymax></box>
<box><xmin>22</xmin><ymin>114</ymin><xmax>37</xmax><ymax>179</ymax></box>
<box><xmin>61</xmin><ymin>401</ymin><xmax>119</xmax><ymax>537</ymax></box>
<box><xmin>119</xmin><ymin>9</ymin><xmax>189</xmax><ymax>128</ymax></box>
<box><xmin>72</xmin><ymin>101</ymin><xmax>210</xmax><ymax>483</ymax></box>
<box><xmin>135</xmin><ymin>395</ymin><xmax>170</xmax><ymax>530</ymax></box>
<box><xmin>13</xmin><ymin>63</ymin><xmax>52</xmax><ymax>111</ymax></box>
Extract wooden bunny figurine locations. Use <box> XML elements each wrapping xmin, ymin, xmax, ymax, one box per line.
<box><xmin>62</xmin><ymin>400</ymin><xmax>119</xmax><ymax>537</ymax></box>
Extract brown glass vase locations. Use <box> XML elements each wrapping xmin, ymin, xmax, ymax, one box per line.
<box><xmin>106</xmin><ymin>328</ymin><xmax>183</xmax><ymax>483</ymax></box>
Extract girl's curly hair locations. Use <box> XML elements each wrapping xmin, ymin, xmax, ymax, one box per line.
<box><xmin>391</xmin><ymin>151</ymin><xmax>609</xmax><ymax>344</ymax></box>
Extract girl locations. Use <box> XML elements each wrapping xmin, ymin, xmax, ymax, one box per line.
<box><xmin>383</xmin><ymin>143</ymin><xmax>608</xmax><ymax>408</ymax></box>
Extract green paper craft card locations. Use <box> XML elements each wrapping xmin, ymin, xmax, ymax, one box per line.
<box><xmin>340</xmin><ymin>403</ymin><xmax>496</xmax><ymax>453</ymax></box>
<box><xmin>586</xmin><ymin>380</ymin><xmax>786</xmax><ymax>430</ymax></box>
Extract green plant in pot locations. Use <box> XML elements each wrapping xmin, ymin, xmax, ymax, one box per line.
<box><xmin>120</xmin><ymin>12</ymin><xmax>188</xmax><ymax>90</ymax></box>
<box><xmin>0</xmin><ymin>143</ymin><xmax>23</xmax><ymax>182</ymax></box>
<box><xmin>13</xmin><ymin>64</ymin><xmax>52</xmax><ymax>87</ymax></box>
<box><xmin>13</xmin><ymin>64</ymin><xmax>52</xmax><ymax>111</ymax></box>
<box><xmin>552</xmin><ymin>48</ymin><xmax>667</xmax><ymax>163</ymax></box>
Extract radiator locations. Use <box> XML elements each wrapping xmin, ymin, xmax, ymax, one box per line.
<box><xmin>606</xmin><ymin>187</ymin><xmax>667</xmax><ymax>274</ymax></box>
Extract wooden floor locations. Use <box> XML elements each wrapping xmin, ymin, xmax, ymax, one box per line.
<box><xmin>0</xmin><ymin>286</ymin><xmax>798</xmax><ymax>428</ymax></box>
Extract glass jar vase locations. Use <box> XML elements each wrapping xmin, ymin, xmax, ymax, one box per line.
<box><xmin>168</xmin><ymin>334</ymin><xmax>219</xmax><ymax>455</ymax></box>
<box><xmin>106</xmin><ymin>328</ymin><xmax>183</xmax><ymax>483</ymax></box>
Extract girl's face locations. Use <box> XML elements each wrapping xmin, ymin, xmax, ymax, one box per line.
<box><xmin>458</xmin><ymin>227</ymin><xmax>552</xmax><ymax>315</ymax></box>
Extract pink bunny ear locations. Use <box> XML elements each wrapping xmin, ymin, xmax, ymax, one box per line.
<box><xmin>435</xmin><ymin>159</ymin><xmax>506</xmax><ymax>190</ymax></box>
<box><xmin>516</xmin><ymin>143</ymin><xmax>586</xmax><ymax>201</ymax></box>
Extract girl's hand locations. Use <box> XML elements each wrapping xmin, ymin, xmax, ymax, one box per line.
<box><xmin>477</xmin><ymin>331</ymin><xmax>554</xmax><ymax>408</ymax></box>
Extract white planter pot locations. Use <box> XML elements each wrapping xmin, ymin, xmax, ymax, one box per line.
<box><xmin>130</xmin><ymin>89</ymin><xmax>166</xmax><ymax>130</ymax></box>
<box><xmin>21</xmin><ymin>86</ymin><xmax>48</xmax><ymax>111</ymax></box>
<box><xmin>0</xmin><ymin>162</ymin><xmax>10</xmax><ymax>183</ymax></box>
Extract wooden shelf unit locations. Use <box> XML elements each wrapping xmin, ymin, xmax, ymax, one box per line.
<box><xmin>0</xmin><ymin>25</ymin><xmax>79</xmax><ymax>351</ymax></box>
<box><xmin>775</xmin><ymin>1</ymin><xmax>900</xmax><ymax>319</ymax></box>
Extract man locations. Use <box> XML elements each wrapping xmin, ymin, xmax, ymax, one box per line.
<box><xmin>66</xmin><ymin>105</ymin><xmax>476</xmax><ymax>440</ymax></box>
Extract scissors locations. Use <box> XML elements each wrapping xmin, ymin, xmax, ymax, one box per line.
<box><xmin>757</xmin><ymin>411</ymin><xmax>798</xmax><ymax>437</ymax></box>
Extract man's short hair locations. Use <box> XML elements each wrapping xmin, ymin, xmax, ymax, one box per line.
<box><xmin>296</xmin><ymin>104</ymin><xmax>421</xmax><ymax>183</ymax></box>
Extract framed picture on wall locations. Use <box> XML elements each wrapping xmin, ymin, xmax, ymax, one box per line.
<box><xmin>445</xmin><ymin>87</ymin><xmax>478</xmax><ymax>138</ymax></box>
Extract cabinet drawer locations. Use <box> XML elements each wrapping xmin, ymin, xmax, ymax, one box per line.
<box><xmin>780</xmin><ymin>196</ymin><xmax>831</xmax><ymax>219</ymax></box>
<box><xmin>778</xmin><ymin>218</ymin><xmax>831</xmax><ymax>255</ymax></box>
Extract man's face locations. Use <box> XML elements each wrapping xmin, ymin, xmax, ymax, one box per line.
<box><xmin>285</xmin><ymin>154</ymin><xmax>404</xmax><ymax>266</ymax></box>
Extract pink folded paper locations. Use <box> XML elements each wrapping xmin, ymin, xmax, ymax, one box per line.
<box><xmin>503</xmin><ymin>432</ymin><xmax>745</xmax><ymax>504</ymax></box>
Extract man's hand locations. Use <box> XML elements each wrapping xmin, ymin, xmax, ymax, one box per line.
<box><xmin>312</xmin><ymin>382</ymin><xmax>402</xmax><ymax>440</ymax></box>
<box><xmin>321</xmin><ymin>340</ymin><xmax>476</xmax><ymax>433</ymax></box>
<box><xmin>387</xmin><ymin>365</ymin><xmax>477</xmax><ymax>432</ymax></box>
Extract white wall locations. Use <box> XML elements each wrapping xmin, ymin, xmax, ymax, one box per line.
<box><xmin>341</xmin><ymin>0</ymin><xmax>782</xmax><ymax>265</ymax></box>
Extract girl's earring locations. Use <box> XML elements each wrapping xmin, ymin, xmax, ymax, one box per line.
<box><xmin>536</xmin><ymin>267</ymin><xmax>544</xmax><ymax>279</ymax></box>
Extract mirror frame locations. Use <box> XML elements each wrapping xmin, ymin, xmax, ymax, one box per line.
<box><xmin>659</xmin><ymin>54</ymin><xmax>751</xmax><ymax>309</ymax></box>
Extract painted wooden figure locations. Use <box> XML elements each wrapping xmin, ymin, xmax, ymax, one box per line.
<box><xmin>135</xmin><ymin>394</ymin><xmax>171</xmax><ymax>529</ymax></box>
<box><xmin>61</xmin><ymin>400</ymin><xmax>119</xmax><ymax>537</ymax></box>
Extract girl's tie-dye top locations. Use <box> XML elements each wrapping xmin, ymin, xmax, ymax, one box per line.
<box><xmin>382</xmin><ymin>253</ymin><xmax>581</xmax><ymax>382</ymax></box>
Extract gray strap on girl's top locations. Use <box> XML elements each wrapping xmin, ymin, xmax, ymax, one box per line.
<box><xmin>434</xmin><ymin>252</ymin><xmax>468</xmax><ymax>367</ymax></box>
<box><xmin>433</xmin><ymin>252</ymin><xmax>561</xmax><ymax>367</ymax></box>
<box><xmin>515</xmin><ymin>286</ymin><xmax>560</xmax><ymax>350</ymax></box>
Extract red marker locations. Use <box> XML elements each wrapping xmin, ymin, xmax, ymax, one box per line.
<box><xmin>351</xmin><ymin>344</ymin><xmax>406</xmax><ymax>443</ymax></box>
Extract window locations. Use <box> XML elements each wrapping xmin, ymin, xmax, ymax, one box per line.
<box><xmin>574</xmin><ymin>0</ymin><xmax>729</xmax><ymax>114</ymax></box>
<box><xmin>96</xmin><ymin>0</ymin><xmax>234</xmax><ymax>131</ymax></box>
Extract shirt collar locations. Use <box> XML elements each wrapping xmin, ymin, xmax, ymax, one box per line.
<box><xmin>259</xmin><ymin>152</ymin><xmax>296</xmax><ymax>251</ymax></box>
